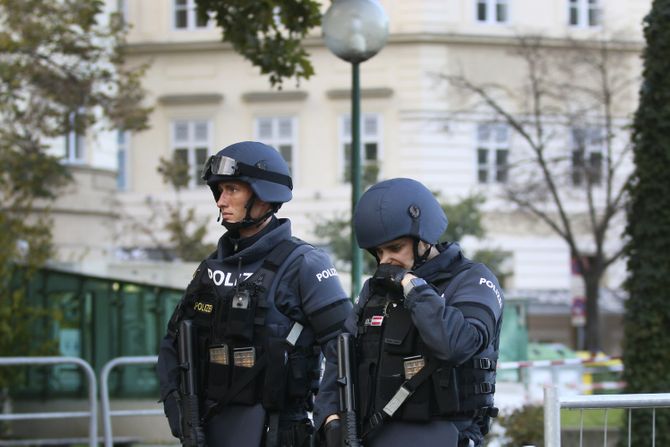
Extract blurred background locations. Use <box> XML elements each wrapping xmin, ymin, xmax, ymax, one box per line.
<box><xmin>1</xmin><ymin>0</ymin><xmax>661</xmax><ymax>445</ymax></box>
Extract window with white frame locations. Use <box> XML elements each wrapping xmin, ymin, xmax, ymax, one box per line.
<box><xmin>173</xmin><ymin>0</ymin><xmax>209</xmax><ymax>30</ymax></box>
<box><xmin>476</xmin><ymin>123</ymin><xmax>509</xmax><ymax>184</ymax></box>
<box><xmin>570</xmin><ymin>127</ymin><xmax>603</xmax><ymax>186</ymax></box>
<box><xmin>171</xmin><ymin>120</ymin><xmax>211</xmax><ymax>188</ymax></box>
<box><xmin>254</xmin><ymin>116</ymin><xmax>297</xmax><ymax>175</ymax></box>
<box><xmin>64</xmin><ymin>109</ymin><xmax>86</xmax><ymax>164</ymax></box>
<box><xmin>568</xmin><ymin>0</ymin><xmax>601</xmax><ymax>27</ymax></box>
<box><xmin>117</xmin><ymin>130</ymin><xmax>129</xmax><ymax>191</ymax></box>
<box><xmin>476</xmin><ymin>0</ymin><xmax>508</xmax><ymax>24</ymax></box>
<box><xmin>340</xmin><ymin>114</ymin><xmax>382</xmax><ymax>185</ymax></box>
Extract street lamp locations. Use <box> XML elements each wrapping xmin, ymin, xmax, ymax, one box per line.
<box><xmin>322</xmin><ymin>0</ymin><xmax>389</xmax><ymax>298</ymax></box>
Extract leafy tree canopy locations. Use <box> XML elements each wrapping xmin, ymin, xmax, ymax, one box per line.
<box><xmin>196</xmin><ymin>0</ymin><xmax>322</xmax><ymax>87</ymax></box>
<box><xmin>0</xmin><ymin>0</ymin><xmax>150</xmax><ymax>388</ymax></box>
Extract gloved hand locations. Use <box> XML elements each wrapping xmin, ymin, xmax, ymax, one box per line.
<box><xmin>163</xmin><ymin>390</ymin><xmax>182</xmax><ymax>439</ymax></box>
<box><xmin>322</xmin><ymin>419</ymin><xmax>342</xmax><ymax>447</ymax></box>
<box><xmin>373</xmin><ymin>264</ymin><xmax>410</xmax><ymax>299</ymax></box>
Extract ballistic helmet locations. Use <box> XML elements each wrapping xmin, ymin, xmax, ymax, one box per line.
<box><xmin>202</xmin><ymin>141</ymin><xmax>293</xmax><ymax>203</ymax></box>
<box><xmin>353</xmin><ymin>178</ymin><xmax>448</xmax><ymax>250</ymax></box>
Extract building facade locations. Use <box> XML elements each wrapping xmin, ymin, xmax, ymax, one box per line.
<box><xmin>57</xmin><ymin>0</ymin><xmax>647</xmax><ymax>353</ymax></box>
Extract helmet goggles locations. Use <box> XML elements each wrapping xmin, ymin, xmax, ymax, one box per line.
<box><xmin>202</xmin><ymin>154</ymin><xmax>292</xmax><ymax>189</ymax></box>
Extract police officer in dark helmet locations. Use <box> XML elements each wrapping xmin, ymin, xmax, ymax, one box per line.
<box><xmin>314</xmin><ymin>178</ymin><xmax>503</xmax><ymax>447</ymax></box>
<box><xmin>157</xmin><ymin>141</ymin><xmax>352</xmax><ymax>447</ymax></box>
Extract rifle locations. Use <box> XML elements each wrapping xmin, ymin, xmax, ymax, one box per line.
<box><xmin>337</xmin><ymin>333</ymin><xmax>361</xmax><ymax>447</ymax></box>
<box><xmin>178</xmin><ymin>320</ymin><xmax>207</xmax><ymax>447</ymax></box>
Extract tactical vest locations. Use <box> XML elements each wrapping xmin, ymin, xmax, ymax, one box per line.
<box><xmin>168</xmin><ymin>238</ymin><xmax>321</xmax><ymax>415</ymax></box>
<box><xmin>355</xmin><ymin>262</ymin><xmax>499</xmax><ymax>428</ymax></box>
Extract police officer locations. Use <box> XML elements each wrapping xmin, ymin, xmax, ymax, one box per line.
<box><xmin>314</xmin><ymin>178</ymin><xmax>503</xmax><ymax>447</ymax></box>
<box><xmin>157</xmin><ymin>141</ymin><xmax>352</xmax><ymax>447</ymax></box>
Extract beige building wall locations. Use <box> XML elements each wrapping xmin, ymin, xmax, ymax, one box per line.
<box><xmin>115</xmin><ymin>0</ymin><xmax>646</xmax><ymax>294</ymax></box>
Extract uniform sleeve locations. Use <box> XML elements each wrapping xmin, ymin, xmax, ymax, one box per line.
<box><xmin>275</xmin><ymin>248</ymin><xmax>349</xmax><ymax>431</ymax></box>
<box><xmin>404</xmin><ymin>264</ymin><xmax>504</xmax><ymax>365</ymax></box>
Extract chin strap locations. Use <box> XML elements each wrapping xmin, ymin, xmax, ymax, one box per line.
<box><xmin>412</xmin><ymin>239</ymin><xmax>432</xmax><ymax>270</ymax></box>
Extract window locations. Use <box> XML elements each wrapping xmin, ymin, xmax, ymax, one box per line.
<box><xmin>568</xmin><ymin>0</ymin><xmax>601</xmax><ymax>27</ymax></box>
<box><xmin>171</xmin><ymin>120</ymin><xmax>211</xmax><ymax>188</ymax></box>
<box><xmin>476</xmin><ymin>0</ymin><xmax>508</xmax><ymax>24</ymax></box>
<box><xmin>571</xmin><ymin>127</ymin><xmax>603</xmax><ymax>186</ymax></box>
<box><xmin>173</xmin><ymin>0</ymin><xmax>209</xmax><ymax>30</ymax></box>
<box><xmin>476</xmin><ymin>123</ymin><xmax>509</xmax><ymax>184</ymax></box>
<box><xmin>64</xmin><ymin>109</ymin><xmax>86</xmax><ymax>164</ymax></box>
<box><xmin>340</xmin><ymin>114</ymin><xmax>382</xmax><ymax>185</ymax></box>
<box><xmin>254</xmin><ymin>117</ymin><xmax>297</xmax><ymax>175</ymax></box>
<box><xmin>116</xmin><ymin>0</ymin><xmax>128</xmax><ymax>25</ymax></box>
<box><xmin>117</xmin><ymin>130</ymin><xmax>129</xmax><ymax>191</ymax></box>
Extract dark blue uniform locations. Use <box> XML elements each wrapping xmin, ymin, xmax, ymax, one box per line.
<box><xmin>158</xmin><ymin>217</ymin><xmax>351</xmax><ymax>447</ymax></box>
<box><xmin>314</xmin><ymin>242</ymin><xmax>503</xmax><ymax>447</ymax></box>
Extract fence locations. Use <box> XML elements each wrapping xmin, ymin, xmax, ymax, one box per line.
<box><xmin>0</xmin><ymin>356</ymin><xmax>163</xmax><ymax>447</ymax></box>
<box><xmin>543</xmin><ymin>385</ymin><xmax>670</xmax><ymax>447</ymax></box>
<box><xmin>0</xmin><ymin>357</ymin><xmax>97</xmax><ymax>447</ymax></box>
<box><xmin>100</xmin><ymin>356</ymin><xmax>161</xmax><ymax>447</ymax></box>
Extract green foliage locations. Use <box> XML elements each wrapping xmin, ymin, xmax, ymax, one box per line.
<box><xmin>196</xmin><ymin>0</ymin><xmax>321</xmax><ymax>88</ymax></box>
<box><xmin>154</xmin><ymin>156</ymin><xmax>216</xmax><ymax>262</ymax></box>
<box><xmin>621</xmin><ymin>1</ymin><xmax>670</xmax><ymax>445</ymax></box>
<box><xmin>441</xmin><ymin>194</ymin><xmax>485</xmax><ymax>242</ymax></box>
<box><xmin>496</xmin><ymin>404</ymin><xmax>544</xmax><ymax>446</ymax></box>
<box><xmin>0</xmin><ymin>0</ymin><xmax>151</xmax><ymax>391</ymax></box>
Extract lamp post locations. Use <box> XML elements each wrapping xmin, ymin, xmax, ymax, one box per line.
<box><xmin>322</xmin><ymin>0</ymin><xmax>389</xmax><ymax>298</ymax></box>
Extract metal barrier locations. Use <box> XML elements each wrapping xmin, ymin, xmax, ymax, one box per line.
<box><xmin>100</xmin><ymin>355</ymin><xmax>161</xmax><ymax>447</ymax></box>
<box><xmin>0</xmin><ymin>357</ymin><xmax>97</xmax><ymax>447</ymax></box>
<box><xmin>543</xmin><ymin>385</ymin><xmax>670</xmax><ymax>447</ymax></box>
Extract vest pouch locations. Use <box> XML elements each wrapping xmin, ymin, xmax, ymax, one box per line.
<box><xmin>286</xmin><ymin>350</ymin><xmax>310</xmax><ymax>399</ymax></box>
<box><xmin>383</xmin><ymin>307</ymin><xmax>415</xmax><ymax>355</ymax></box>
<box><xmin>432</xmin><ymin>367</ymin><xmax>461</xmax><ymax>414</ymax></box>
<box><xmin>262</xmin><ymin>337</ymin><xmax>289</xmax><ymax>410</ymax></box>
<box><xmin>206</xmin><ymin>343</ymin><xmax>231</xmax><ymax>401</ymax></box>
<box><xmin>375</xmin><ymin>354</ymin><xmax>404</xmax><ymax>417</ymax></box>
<box><xmin>230</xmin><ymin>346</ymin><xmax>261</xmax><ymax>405</ymax></box>
<box><xmin>398</xmin><ymin>381</ymin><xmax>432</xmax><ymax>422</ymax></box>
<box><xmin>225</xmin><ymin>288</ymin><xmax>257</xmax><ymax>342</ymax></box>
<box><xmin>356</xmin><ymin>329</ymin><xmax>382</xmax><ymax>420</ymax></box>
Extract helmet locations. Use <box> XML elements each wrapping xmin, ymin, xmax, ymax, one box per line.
<box><xmin>202</xmin><ymin>141</ymin><xmax>292</xmax><ymax>203</ymax></box>
<box><xmin>353</xmin><ymin>178</ymin><xmax>448</xmax><ymax>249</ymax></box>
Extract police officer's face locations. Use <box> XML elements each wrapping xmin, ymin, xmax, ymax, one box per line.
<box><xmin>375</xmin><ymin>237</ymin><xmax>415</xmax><ymax>270</ymax></box>
<box><xmin>216</xmin><ymin>180</ymin><xmax>272</xmax><ymax>224</ymax></box>
<box><xmin>375</xmin><ymin>237</ymin><xmax>431</xmax><ymax>270</ymax></box>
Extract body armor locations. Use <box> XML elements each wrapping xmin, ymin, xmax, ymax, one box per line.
<box><xmin>167</xmin><ymin>239</ymin><xmax>320</xmax><ymax>415</ymax></box>
<box><xmin>355</xmin><ymin>263</ymin><xmax>499</xmax><ymax>430</ymax></box>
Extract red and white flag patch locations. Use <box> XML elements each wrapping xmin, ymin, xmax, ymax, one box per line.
<box><xmin>369</xmin><ymin>315</ymin><xmax>384</xmax><ymax>326</ymax></box>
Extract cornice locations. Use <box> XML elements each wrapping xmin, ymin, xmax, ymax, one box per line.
<box><xmin>122</xmin><ymin>32</ymin><xmax>643</xmax><ymax>55</ymax></box>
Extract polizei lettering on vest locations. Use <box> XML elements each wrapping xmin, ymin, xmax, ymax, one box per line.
<box><xmin>194</xmin><ymin>301</ymin><xmax>213</xmax><ymax>313</ymax></box>
<box><xmin>479</xmin><ymin>277</ymin><xmax>503</xmax><ymax>308</ymax></box>
<box><xmin>207</xmin><ymin>268</ymin><xmax>252</xmax><ymax>286</ymax></box>
<box><xmin>316</xmin><ymin>268</ymin><xmax>339</xmax><ymax>282</ymax></box>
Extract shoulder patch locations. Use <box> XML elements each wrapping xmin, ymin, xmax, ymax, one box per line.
<box><xmin>478</xmin><ymin>277</ymin><xmax>503</xmax><ymax>308</ymax></box>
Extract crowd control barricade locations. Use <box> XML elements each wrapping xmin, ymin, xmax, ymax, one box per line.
<box><xmin>0</xmin><ymin>357</ymin><xmax>97</xmax><ymax>447</ymax></box>
<box><xmin>100</xmin><ymin>355</ymin><xmax>161</xmax><ymax>447</ymax></box>
<box><xmin>543</xmin><ymin>385</ymin><xmax>670</xmax><ymax>447</ymax></box>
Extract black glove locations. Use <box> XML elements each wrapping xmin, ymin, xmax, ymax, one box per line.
<box><xmin>323</xmin><ymin>419</ymin><xmax>342</xmax><ymax>447</ymax></box>
<box><xmin>163</xmin><ymin>390</ymin><xmax>182</xmax><ymax>439</ymax></box>
<box><xmin>372</xmin><ymin>264</ymin><xmax>410</xmax><ymax>299</ymax></box>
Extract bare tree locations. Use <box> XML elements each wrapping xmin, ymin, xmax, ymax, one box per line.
<box><xmin>442</xmin><ymin>35</ymin><xmax>637</xmax><ymax>352</ymax></box>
